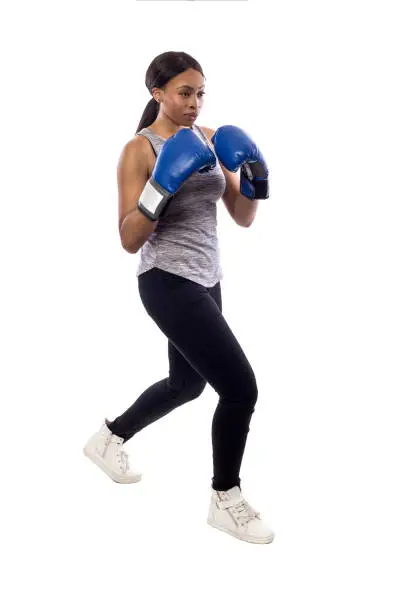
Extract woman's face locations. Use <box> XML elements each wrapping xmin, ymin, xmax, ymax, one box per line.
<box><xmin>153</xmin><ymin>68</ymin><xmax>206</xmax><ymax>126</ymax></box>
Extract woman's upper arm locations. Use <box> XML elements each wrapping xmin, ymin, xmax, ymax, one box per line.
<box><xmin>117</xmin><ymin>136</ymin><xmax>158</xmax><ymax>231</ymax></box>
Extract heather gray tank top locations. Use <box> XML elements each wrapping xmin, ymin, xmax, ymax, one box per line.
<box><xmin>135</xmin><ymin>124</ymin><xmax>226</xmax><ymax>287</ymax></box>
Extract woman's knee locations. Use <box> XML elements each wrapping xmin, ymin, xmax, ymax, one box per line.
<box><xmin>224</xmin><ymin>370</ymin><xmax>258</xmax><ymax>407</ymax></box>
<box><xmin>167</xmin><ymin>377</ymin><xmax>207</xmax><ymax>401</ymax></box>
<box><xmin>244</xmin><ymin>373</ymin><xmax>258</xmax><ymax>406</ymax></box>
<box><xmin>187</xmin><ymin>379</ymin><xmax>207</xmax><ymax>400</ymax></box>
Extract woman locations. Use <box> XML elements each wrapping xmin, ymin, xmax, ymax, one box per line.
<box><xmin>83</xmin><ymin>51</ymin><xmax>274</xmax><ymax>545</ymax></box>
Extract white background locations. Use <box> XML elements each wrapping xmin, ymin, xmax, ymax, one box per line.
<box><xmin>1</xmin><ymin>0</ymin><xmax>407</xmax><ymax>610</ymax></box>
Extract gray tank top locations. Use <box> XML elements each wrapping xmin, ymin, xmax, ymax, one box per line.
<box><xmin>135</xmin><ymin>124</ymin><xmax>226</xmax><ymax>287</ymax></box>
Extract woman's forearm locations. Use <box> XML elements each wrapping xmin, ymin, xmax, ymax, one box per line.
<box><xmin>233</xmin><ymin>194</ymin><xmax>259</xmax><ymax>227</ymax></box>
<box><xmin>120</xmin><ymin>208</ymin><xmax>159</xmax><ymax>254</ymax></box>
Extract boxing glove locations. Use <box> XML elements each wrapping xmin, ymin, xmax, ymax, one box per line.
<box><xmin>211</xmin><ymin>125</ymin><xmax>269</xmax><ymax>200</ymax></box>
<box><xmin>138</xmin><ymin>128</ymin><xmax>216</xmax><ymax>221</ymax></box>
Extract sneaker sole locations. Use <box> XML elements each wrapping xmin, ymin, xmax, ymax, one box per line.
<box><xmin>207</xmin><ymin>518</ymin><xmax>274</xmax><ymax>544</ymax></box>
<box><xmin>83</xmin><ymin>446</ymin><xmax>142</xmax><ymax>484</ymax></box>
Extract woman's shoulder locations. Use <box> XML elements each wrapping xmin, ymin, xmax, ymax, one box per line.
<box><xmin>118</xmin><ymin>133</ymin><xmax>156</xmax><ymax>176</ymax></box>
<box><xmin>123</xmin><ymin>132</ymin><xmax>152</xmax><ymax>151</ymax></box>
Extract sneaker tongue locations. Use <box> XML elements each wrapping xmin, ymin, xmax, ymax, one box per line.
<box><xmin>226</xmin><ymin>486</ymin><xmax>243</xmax><ymax>502</ymax></box>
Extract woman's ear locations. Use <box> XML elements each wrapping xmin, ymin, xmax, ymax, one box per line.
<box><xmin>151</xmin><ymin>87</ymin><xmax>162</xmax><ymax>104</ymax></box>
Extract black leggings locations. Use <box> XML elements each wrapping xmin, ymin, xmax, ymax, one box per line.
<box><xmin>108</xmin><ymin>267</ymin><xmax>258</xmax><ymax>491</ymax></box>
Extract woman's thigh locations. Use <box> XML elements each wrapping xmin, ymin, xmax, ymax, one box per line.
<box><xmin>167</xmin><ymin>276</ymin><xmax>222</xmax><ymax>391</ymax></box>
<box><xmin>138</xmin><ymin>268</ymin><xmax>257</xmax><ymax>401</ymax></box>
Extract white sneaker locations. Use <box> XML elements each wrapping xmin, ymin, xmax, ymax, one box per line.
<box><xmin>207</xmin><ymin>485</ymin><xmax>275</xmax><ymax>544</ymax></box>
<box><xmin>83</xmin><ymin>420</ymin><xmax>142</xmax><ymax>484</ymax></box>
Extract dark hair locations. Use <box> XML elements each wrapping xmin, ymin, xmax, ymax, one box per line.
<box><xmin>135</xmin><ymin>51</ymin><xmax>204</xmax><ymax>135</ymax></box>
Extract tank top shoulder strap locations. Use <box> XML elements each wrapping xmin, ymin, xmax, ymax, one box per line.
<box><xmin>136</xmin><ymin>127</ymin><xmax>162</xmax><ymax>157</ymax></box>
<box><xmin>192</xmin><ymin>124</ymin><xmax>209</xmax><ymax>142</ymax></box>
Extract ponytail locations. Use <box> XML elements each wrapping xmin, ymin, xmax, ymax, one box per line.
<box><xmin>135</xmin><ymin>98</ymin><xmax>160</xmax><ymax>135</ymax></box>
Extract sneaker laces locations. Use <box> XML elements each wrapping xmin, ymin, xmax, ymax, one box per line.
<box><xmin>218</xmin><ymin>492</ymin><xmax>260</xmax><ymax>526</ymax></box>
<box><xmin>231</xmin><ymin>499</ymin><xmax>260</xmax><ymax>526</ymax></box>
<box><xmin>111</xmin><ymin>440</ymin><xmax>130</xmax><ymax>473</ymax></box>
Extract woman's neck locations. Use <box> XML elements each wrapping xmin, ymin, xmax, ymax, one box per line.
<box><xmin>149</xmin><ymin>119</ymin><xmax>192</xmax><ymax>140</ymax></box>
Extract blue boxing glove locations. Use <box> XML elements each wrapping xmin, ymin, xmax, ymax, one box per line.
<box><xmin>138</xmin><ymin>128</ymin><xmax>216</xmax><ymax>221</ymax></box>
<box><xmin>211</xmin><ymin>125</ymin><xmax>269</xmax><ymax>200</ymax></box>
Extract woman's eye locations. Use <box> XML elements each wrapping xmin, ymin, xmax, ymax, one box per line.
<box><xmin>180</xmin><ymin>92</ymin><xmax>206</xmax><ymax>97</ymax></box>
